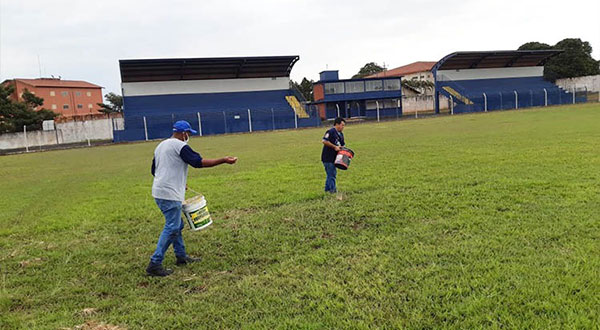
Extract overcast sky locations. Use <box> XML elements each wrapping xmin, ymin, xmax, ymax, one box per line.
<box><xmin>1</xmin><ymin>0</ymin><xmax>599</xmax><ymax>97</ymax></box>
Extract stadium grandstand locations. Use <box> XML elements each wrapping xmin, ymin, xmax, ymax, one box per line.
<box><xmin>115</xmin><ymin>56</ymin><xmax>319</xmax><ymax>142</ymax></box>
<box><xmin>433</xmin><ymin>50</ymin><xmax>586</xmax><ymax>114</ymax></box>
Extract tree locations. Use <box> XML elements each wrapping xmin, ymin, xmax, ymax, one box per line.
<box><xmin>401</xmin><ymin>79</ymin><xmax>434</xmax><ymax>93</ymax></box>
<box><xmin>518</xmin><ymin>38</ymin><xmax>600</xmax><ymax>81</ymax></box>
<box><xmin>22</xmin><ymin>89</ymin><xmax>44</xmax><ymax>108</ymax></box>
<box><xmin>545</xmin><ymin>38</ymin><xmax>600</xmax><ymax>81</ymax></box>
<box><xmin>517</xmin><ymin>42</ymin><xmax>552</xmax><ymax>51</ymax></box>
<box><xmin>291</xmin><ymin>78</ymin><xmax>314</xmax><ymax>102</ymax></box>
<box><xmin>97</xmin><ymin>92</ymin><xmax>123</xmax><ymax>114</ymax></box>
<box><xmin>0</xmin><ymin>84</ymin><xmax>57</xmax><ymax>133</ymax></box>
<box><xmin>352</xmin><ymin>62</ymin><xmax>385</xmax><ymax>79</ymax></box>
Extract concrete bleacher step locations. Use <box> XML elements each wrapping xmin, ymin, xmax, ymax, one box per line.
<box><xmin>442</xmin><ymin>86</ymin><xmax>473</xmax><ymax>105</ymax></box>
<box><xmin>285</xmin><ymin>95</ymin><xmax>310</xmax><ymax>118</ymax></box>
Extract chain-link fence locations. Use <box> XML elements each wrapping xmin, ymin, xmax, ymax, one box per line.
<box><xmin>113</xmin><ymin>108</ymin><xmax>321</xmax><ymax>142</ymax></box>
<box><xmin>446</xmin><ymin>86</ymin><xmax>589</xmax><ymax>114</ymax></box>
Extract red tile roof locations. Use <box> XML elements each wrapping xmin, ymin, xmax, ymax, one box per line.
<box><xmin>367</xmin><ymin>61</ymin><xmax>437</xmax><ymax>78</ymax></box>
<box><xmin>12</xmin><ymin>78</ymin><xmax>102</xmax><ymax>89</ymax></box>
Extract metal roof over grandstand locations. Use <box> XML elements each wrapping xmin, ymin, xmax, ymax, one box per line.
<box><xmin>119</xmin><ymin>56</ymin><xmax>300</xmax><ymax>83</ymax></box>
<box><xmin>432</xmin><ymin>50</ymin><xmax>562</xmax><ymax>72</ymax></box>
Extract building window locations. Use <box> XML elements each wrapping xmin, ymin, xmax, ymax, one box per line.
<box><xmin>76</xmin><ymin>92</ymin><xmax>82</xmax><ymax>97</ymax></box>
<box><xmin>51</xmin><ymin>104</ymin><xmax>57</xmax><ymax>110</ymax></box>
<box><xmin>365</xmin><ymin>80</ymin><xmax>383</xmax><ymax>92</ymax></box>
<box><xmin>63</xmin><ymin>104</ymin><xmax>69</xmax><ymax>109</ymax></box>
<box><xmin>384</xmin><ymin>79</ymin><xmax>401</xmax><ymax>91</ymax></box>
<box><xmin>62</xmin><ymin>91</ymin><xmax>68</xmax><ymax>96</ymax></box>
<box><xmin>345</xmin><ymin>81</ymin><xmax>364</xmax><ymax>93</ymax></box>
<box><xmin>366</xmin><ymin>100</ymin><xmax>379</xmax><ymax>110</ymax></box>
<box><xmin>50</xmin><ymin>91</ymin><xmax>55</xmax><ymax>96</ymax></box>
<box><xmin>324</xmin><ymin>82</ymin><xmax>345</xmax><ymax>94</ymax></box>
<box><xmin>77</xmin><ymin>104</ymin><xmax>83</xmax><ymax>109</ymax></box>
<box><xmin>384</xmin><ymin>99</ymin><xmax>399</xmax><ymax>108</ymax></box>
<box><xmin>86</xmin><ymin>92</ymin><xmax>92</xmax><ymax>97</ymax></box>
<box><xmin>88</xmin><ymin>104</ymin><xmax>93</xmax><ymax>109</ymax></box>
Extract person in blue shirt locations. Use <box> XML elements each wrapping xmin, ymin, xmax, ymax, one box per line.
<box><xmin>321</xmin><ymin>117</ymin><xmax>346</xmax><ymax>193</ymax></box>
<box><xmin>147</xmin><ymin>120</ymin><xmax>237</xmax><ymax>277</ymax></box>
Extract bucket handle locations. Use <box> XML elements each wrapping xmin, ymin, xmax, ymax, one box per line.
<box><xmin>187</xmin><ymin>187</ymin><xmax>203</xmax><ymax>196</ymax></box>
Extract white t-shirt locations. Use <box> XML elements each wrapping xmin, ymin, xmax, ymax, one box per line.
<box><xmin>152</xmin><ymin>138</ymin><xmax>189</xmax><ymax>201</ymax></box>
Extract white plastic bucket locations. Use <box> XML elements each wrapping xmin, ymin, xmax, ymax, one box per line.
<box><xmin>182</xmin><ymin>195</ymin><xmax>213</xmax><ymax>231</ymax></box>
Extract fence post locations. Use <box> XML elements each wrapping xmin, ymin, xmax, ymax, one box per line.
<box><xmin>396</xmin><ymin>99</ymin><xmax>400</xmax><ymax>119</ymax></box>
<box><xmin>23</xmin><ymin>125</ymin><xmax>29</xmax><ymax>152</ymax></box>
<box><xmin>84</xmin><ymin>120</ymin><xmax>91</xmax><ymax>146</ymax></box>
<box><xmin>376</xmin><ymin>101</ymin><xmax>380</xmax><ymax>122</ymax></box>
<box><xmin>271</xmin><ymin>108</ymin><xmax>275</xmax><ymax>130</ymax></box>
<box><xmin>559</xmin><ymin>88</ymin><xmax>562</xmax><ymax>104</ymax></box>
<box><xmin>483</xmin><ymin>92</ymin><xmax>487</xmax><ymax>112</ymax></box>
<box><xmin>247</xmin><ymin>109</ymin><xmax>252</xmax><ymax>132</ymax></box>
<box><xmin>294</xmin><ymin>111</ymin><xmax>298</xmax><ymax>129</ymax></box>
<box><xmin>543</xmin><ymin>88</ymin><xmax>548</xmax><ymax>106</ymax></box>
<box><xmin>514</xmin><ymin>91</ymin><xmax>518</xmax><ymax>109</ymax></box>
<box><xmin>197</xmin><ymin>112</ymin><xmax>202</xmax><ymax>136</ymax></box>
<box><xmin>143</xmin><ymin>116</ymin><xmax>148</xmax><ymax>141</ymax></box>
<box><xmin>55</xmin><ymin>125</ymin><xmax>60</xmax><ymax>145</ymax></box>
<box><xmin>572</xmin><ymin>86</ymin><xmax>576</xmax><ymax>104</ymax></box>
<box><xmin>530</xmin><ymin>90</ymin><xmax>533</xmax><ymax>107</ymax></box>
<box><xmin>223</xmin><ymin>111</ymin><xmax>227</xmax><ymax>133</ymax></box>
<box><xmin>450</xmin><ymin>95</ymin><xmax>454</xmax><ymax>115</ymax></box>
<box><xmin>499</xmin><ymin>92</ymin><xmax>503</xmax><ymax>109</ymax></box>
<box><xmin>108</xmin><ymin>114</ymin><xmax>114</xmax><ymax>141</ymax></box>
<box><xmin>37</xmin><ymin>130</ymin><xmax>42</xmax><ymax>150</ymax></box>
<box><xmin>335</xmin><ymin>104</ymin><xmax>340</xmax><ymax>118</ymax></box>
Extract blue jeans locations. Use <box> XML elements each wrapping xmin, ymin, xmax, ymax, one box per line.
<box><xmin>323</xmin><ymin>162</ymin><xmax>337</xmax><ymax>193</ymax></box>
<box><xmin>150</xmin><ymin>198</ymin><xmax>187</xmax><ymax>265</ymax></box>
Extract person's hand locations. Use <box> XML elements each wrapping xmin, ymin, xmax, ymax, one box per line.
<box><xmin>334</xmin><ymin>146</ymin><xmax>341</xmax><ymax>152</ymax></box>
<box><xmin>224</xmin><ymin>156</ymin><xmax>238</xmax><ymax>164</ymax></box>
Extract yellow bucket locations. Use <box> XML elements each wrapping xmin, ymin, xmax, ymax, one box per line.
<box><xmin>182</xmin><ymin>195</ymin><xmax>213</xmax><ymax>231</ymax></box>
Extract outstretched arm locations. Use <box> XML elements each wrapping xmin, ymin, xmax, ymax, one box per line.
<box><xmin>201</xmin><ymin>157</ymin><xmax>237</xmax><ymax>167</ymax></box>
<box><xmin>180</xmin><ymin>145</ymin><xmax>237</xmax><ymax>168</ymax></box>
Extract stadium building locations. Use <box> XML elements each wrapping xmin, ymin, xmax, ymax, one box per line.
<box><xmin>115</xmin><ymin>56</ymin><xmax>319</xmax><ymax>142</ymax></box>
<box><xmin>432</xmin><ymin>50</ymin><xmax>582</xmax><ymax>114</ymax></box>
<box><xmin>312</xmin><ymin>70</ymin><xmax>403</xmax><ymax>120</ymax></box>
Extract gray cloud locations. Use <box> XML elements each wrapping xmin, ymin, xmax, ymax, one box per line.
<box><xmin>1</xmin><ymin>0</ymin><xmax>598</xmax><ymax>96</ymax></box>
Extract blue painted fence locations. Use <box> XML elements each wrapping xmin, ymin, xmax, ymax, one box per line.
<box><xmin>113</xmin><ymin>108</ymin><xmax>321</xmax><ymax>142</ymax></box>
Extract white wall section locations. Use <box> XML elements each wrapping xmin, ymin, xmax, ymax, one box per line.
<box><xmin>556</xmin><ymin>74</ymin><xmax>600</xmax><ymax>92</ymax></box>
<box><xmin>122</xmin><ymin>77</ymin><xmax>290</xmax><ymax>97</ymax></box>
<box><xmin>437</xmin><ymin>67</ymin><xmax>543</xmax><ymax>81</ymax></box>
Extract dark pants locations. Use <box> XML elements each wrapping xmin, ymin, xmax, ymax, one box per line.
<box><xmin>323</xmin><ymin>162</ymin><xmax>337</xmax><ymax>193</ymax></box>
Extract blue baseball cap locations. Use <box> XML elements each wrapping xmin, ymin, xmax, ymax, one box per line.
<box><xmin>173</xmin><ymin>120</ymin><xmax>198</xmax><ymax>134</ymax></box>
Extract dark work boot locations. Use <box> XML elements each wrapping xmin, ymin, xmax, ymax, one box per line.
<box><xmin>176</xmin><ymin>256</ymin><xmax>202</xmax><ymax>266</ymax></box>
<box><xmin>146</xmin><ymin>262</ymin><xmax>173</xmax><ymax>277</ymax></box>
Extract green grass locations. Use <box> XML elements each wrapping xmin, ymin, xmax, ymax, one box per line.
<box><xmin>1</xmin><ymin>104</ymin><xmax>599</xmax><ymax>329</ymax></box>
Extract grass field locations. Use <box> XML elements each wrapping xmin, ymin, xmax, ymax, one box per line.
<box><xmin>1</xmin><ymin>104</ymin><xmax>599</xmax><ymax>329</ymax></box>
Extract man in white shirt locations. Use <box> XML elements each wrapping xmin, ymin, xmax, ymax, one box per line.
<box><xmin>147</xmin><ymin>120</ymin><xmax>237</xmax><ymax>277</ymax></box>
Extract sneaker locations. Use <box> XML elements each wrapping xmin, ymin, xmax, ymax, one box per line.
<box><xmin>176</xmin><ymin>256</ymin><xmax>202</xmax><ymax>266</ymax></box>
<box><xmin>146</xmin><ymin>263</ymin><xmax>173</xmax><ymax>277</ymax></box>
